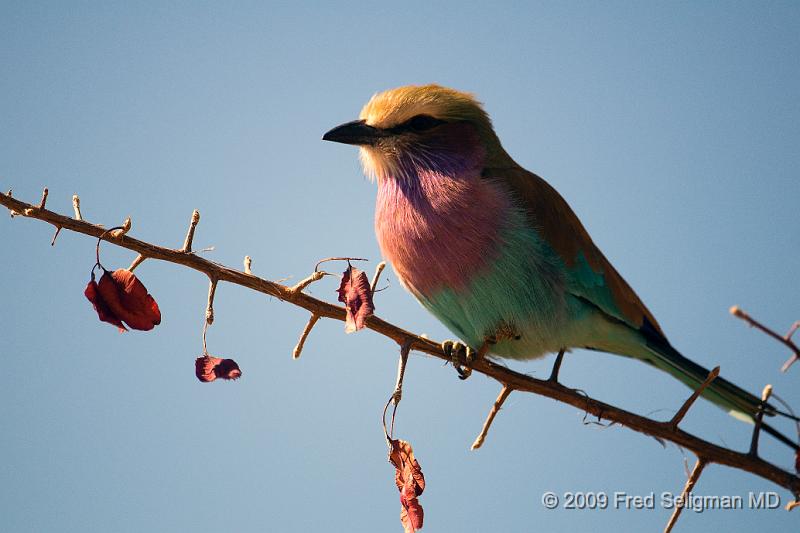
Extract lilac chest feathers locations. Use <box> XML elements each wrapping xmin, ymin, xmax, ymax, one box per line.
<box><xmin>375</xmin><ymin>169</ymin><xmax>509</xmax><ymax>296</ymax></box>
<box><xmin>370</xmin><ymin>127</ymin><xmax>568</xmax><ymax>360</ymax></box>
<box><xmin>373</xmin><ymin>163</ymin><xmax>570</xmax><ymax>361</ymax></box>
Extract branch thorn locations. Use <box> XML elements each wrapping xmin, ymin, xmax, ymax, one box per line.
<box><xmin>50</xmin><ymin>226</ymin><xmax>62</xmax><ymax>246</ymax></box>
<box><xmin>110</xmin><ymin>216</ymin><xmax>131</xmax><ymax>238</ymax></box>
<box><xmin>663</xmin><ymin>458</ymin><xmax>707</xmax><ymax>532</ymax></box>
<box><xmin>181</xmin><ymin>209</ymin><xmax>200</xmax><ymax>253</ymax></box>
<box><xmin>38</xmin><ymin>187</ymin><xmax>48</xmax><ymax>210</ymax></box>
<box><xmin>293</xmin><ymin>313</ymin><xmax>320</xmax><ymax>359</ymax></box>
<box><xmin>472</xmin><ymin>384</ymin><xmax>513</xmax><ymax>450</ymax></box>
<box><xmin>72</xmin><ymin>194</ymin><xmax>82</xmax><ymax>220</ymax></box>
<box><xmin>669</xmin><ymin>366</ymin><xmax>720</xmax><ymax>430</ymax></box>
<box><xmin>731</xmin><ymin>305</ymin><xmax>800</xmax><ymax>373</ymax></box>
<box><xmin>128</xmin><ymin>254</ymin><xmax>147</xmax><ymax>272</ymax></box>
<box><xmin>370</xmin><ymin>260</ymin><xmax>386</xmax><ymax>294</ymax></box>
<box><xmin>289</xmin><ymin>270</ymin><xmax>325</xmax><ymax>296</ymax></box>
<box><xmin>749</xmin><ymin>384</ymin><xmax>773</xmax><ymax>456</ymax></box>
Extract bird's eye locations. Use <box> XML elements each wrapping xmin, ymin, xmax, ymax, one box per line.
<box><xmin>408</xmin><ymin>115</ymin><xmax>443</xmax><ymax>132</ymax></box>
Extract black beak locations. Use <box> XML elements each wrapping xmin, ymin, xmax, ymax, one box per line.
<box><xmin>322</xmin><ymin>119</ymin><xmax>386</xmax><ymax>146</ymax></box>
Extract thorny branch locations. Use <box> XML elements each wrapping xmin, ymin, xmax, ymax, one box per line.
<box><xmin>128</xmin><ymin>254</ymin><xmax>146</xmax><ymax>272</ymax></box>
<box><xmin>182</xmin><ymin>210</ymin><xmax>200</xmax><ymax>253</ymax></box>
<box><xmin>72</xmin><ymin>194</ymin><xmax>82</xmax><ymax>220</ymax></box>
<box><xmin>669</xmin><ymin>366</ymin><xmax>720</xmax><ymax>430</ymax></box>
<box><xmin>471</xmin><ymin>385</ymin><xmax>513</xmax><ymax>450</ymax></box>
<box><xmin>2</xmin><ymin>189</ymin><xmax>800</xmax><ymax>519</ymax></box>
<box><xmin>664</xmin><ymin>458</ymin><xmax>707</xmax><ymax>533</ymax></box>
<box><xmin>731</xmin><ymin>306</ymin><xmax>800</xmax><ymax>373</ymax></box>
<box><xmin>370</xmin><ymin>261</ymin><xmax>387</xmax><ymax>293</ymax></box>
<box><xmin>292</xmin><ymin>314</ymin><xmax>320</xmax><ymax>359</ymax></box>
<box><xmin>751</xmin><ymin>385</ymin><xmax>774</xmax><ymax>457</ymax></box>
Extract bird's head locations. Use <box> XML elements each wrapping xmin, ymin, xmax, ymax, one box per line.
<box><xmin>323</xmin><ymin>84</ymin><xmax>509</xmax><ymax>181</ymax></box>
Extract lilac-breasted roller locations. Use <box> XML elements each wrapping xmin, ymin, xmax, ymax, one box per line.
<box><xmin>323</xmin><ymin>84</ymin><xmax>795</xmax><ymax>438</ymax></box>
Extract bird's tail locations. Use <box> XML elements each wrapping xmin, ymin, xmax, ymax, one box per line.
<box><xmin>640</xmin><ymin>337</ymin><xmax>799</xmax><ymax>448</ymax></box>
<box><xmin>642</xmin><ymin>339</ymin><xmax>763</xmax><ymax>420</ymax></box>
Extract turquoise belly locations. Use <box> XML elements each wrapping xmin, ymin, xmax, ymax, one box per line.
<box><xmin>408</xmin><ymin>223</ymin><xmax>570</xmax><ymax>360</ymax></box>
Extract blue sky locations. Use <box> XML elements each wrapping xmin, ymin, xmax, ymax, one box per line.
<box><xmin>2</xmin><ymin>2</ymin><xmax>799</xmax><ymax>531</ymax></box>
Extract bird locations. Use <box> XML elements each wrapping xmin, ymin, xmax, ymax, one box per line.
<box><xmin>323</xmin><ymin>84</ymin><xmax>796</xmax><ymax>440</ymax></box>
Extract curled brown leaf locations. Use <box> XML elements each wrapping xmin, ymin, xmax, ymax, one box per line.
<box><xmin>84</xmin><ymin>268</ymin><xmax>161</xmax><ymax>332</ymax></box>
<box><xmin>389</xmin><ymin>439</ymin><xmax>425</xmax><ymax>532</ymax></box>
<box><xmin>336</xmin><ymin>265</ymin><xmax>374</xmax><ymax>333</ymax></box>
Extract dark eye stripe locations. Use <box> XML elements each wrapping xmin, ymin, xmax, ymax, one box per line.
<box><xmin>387</xmin><ymin>114</ymin><xmax>446</xmax><ymax>134</ymax></box>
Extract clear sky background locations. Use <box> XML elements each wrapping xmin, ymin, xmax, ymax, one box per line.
<box><xmin>2</xmin><ymin>2</ymin><xmax>799</xmax><ymax>532</ymax></box>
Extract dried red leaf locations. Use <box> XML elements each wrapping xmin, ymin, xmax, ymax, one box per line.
<box><xmin>85</xmin><ymin>269</ymin><xmax>161</xmax><ymax>332</ymax></box>
<box><xmin>400</xmin><ymin>496</ymin><xmax>424</xmax><ymax>533</ymax></box>
<box><xmin>389</xmin><ymin>439</ymin><xmax>425</xmax><ymax>532</ymax></box>
<box><xmin>336</xmin><ymin>266</ymin><xmax>374</xmax><ymax>333</ymax></box>
<box><xmin>195</xmin><ymin>355</ymin><xmax>242</xmax><ymax>382</ymax></box>
<box><xmin>101</xmin><ymin>269</ymin><xmax>161</xmax><ymax>330</ymax></box>
<box><xmin>85</xmin><ymin>277</ymin><xmax>127</xmax><ymax>332</ymax></box>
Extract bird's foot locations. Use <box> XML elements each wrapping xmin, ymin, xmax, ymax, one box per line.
<box><xmin>441</xmin><ymin>340</ymin><xmax>476</xmax><ymax>380</ymax></box>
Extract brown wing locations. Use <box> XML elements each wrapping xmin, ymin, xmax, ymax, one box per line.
<box><xmin>488</xmin><ymin>165</ymin><xmax>667</xmax><ymax>339</ymax></box>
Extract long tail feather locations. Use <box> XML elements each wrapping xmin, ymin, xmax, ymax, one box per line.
<box><xmin>643</xmin><ymin>338</ymin><xmax>799</xmax><ymax>424</ymax></box>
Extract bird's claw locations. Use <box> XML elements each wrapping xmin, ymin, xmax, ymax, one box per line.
<box><xmin>442</xmin><ymin>340</ymin><xmax>475</xmax><ymax>380</ymax></box>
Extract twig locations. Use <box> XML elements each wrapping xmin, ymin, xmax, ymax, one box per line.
<box><xmin>293</xmin><ymin>314</ymin><xmax>320</xmax><ymax>359</ymax></box>
<box><xmin>202</xmin><ymin>278</ymin><xmax>218</xmax><ymax>354</ymax></box>
<box><xmin>787</xmin><ymin>321</ymin><xmax>800</xmax><ymax>341</ymax></box>
<box><xmin>128</xmin><ymin>254</ymin><xmax>146</xmax><ymax>272</ymax></box>
<box><xmin>110</xmin><ymin>217</ymin><xmax>131</xmax><ymax>238</ymax></box>
<box><xmin>2</xmin><ymin>189</ymin><xmax>800</xmax><ymax>497</ymax></box>
<box><xmin>783</xmin><ymin>320</ymin><xmax>800</xmax><ymax>372</ymax></box>
<box><xmin>72</xmin><ymin>195</ymin><xmax>82</xmax><ymax>220</ymax></box>
<box><xmin>383</xmin><ymin>339</ymin><xmax>414</xmax><ymax>444</ymax></box>
<box><xmin>750</xmin><ymin>384</ymin><xmax>773</xmax><ymax>456</ymax></box>
<box><xmin>664</xmin><ymin>458</ymin><xmax>707</xmax><ymax>533</ymax></box>
<box><xmin>38</xmin><ymin>187</ymin><xmax>48</xmax><ymax>210</ymax></box>
<box><xmin>290</xmin><ymin>270</ymin><xmax>325</xmax><ymax>295</ymax></box>
<box><xmin>392</xmin><ymin>339</ymin><xmax>413</xmax><ymax>405</ymax></box>
<box><xmin>472</xmin><ymin>385</ymin><xmax>513</xmax><ymax>450</ymax></box>
<box><xmin>6</xmin><ymin>189</ymin><xmax>20</xmax><ymax>217</ymax></box>
<box><xmin>244</xmin><ymin>256</ymin><xmax>252</xmax><ymax>275</ymax></box>
<box><xmin>370</xmin><ymin>261</ymin><xmax>386</xmax><ymax>293</ymax></box>
<box><xmin>50</xmin><ymin>226</ymin><xmax>62</xmax><ymax>246</ymax></box>
<box><xmin>314</xmin><ymin>256</ymin><xmax>367</xmax><ymax>272</ymax></box>
<box><xmin>730</xmin><ymin>306</ymin><xmax>800</xmax><ymax>372</ymax></box>
<box><xmin>181</xmin><ymin>210</ymin><xmax>200</xmax><ymax>253</ymax></box>
<box><xmin>669</xmin><ymin>366</ymin><xmax>720</xmax><ymax>430</ymax></box>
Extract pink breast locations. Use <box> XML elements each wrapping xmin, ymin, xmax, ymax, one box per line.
<box><xmin>375</xmin><ymin>171</ymin><xmax>511</xmax><ymax>296</ymax></box>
